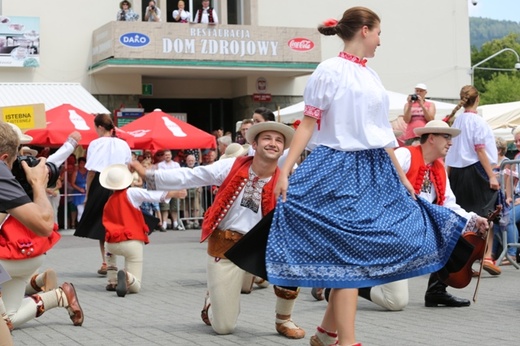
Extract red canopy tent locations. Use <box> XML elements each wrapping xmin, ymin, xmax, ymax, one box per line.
<box><xmin>120</xmin><ymin>109</ymin><xmax>216</xmax><ymax>150</ymax></box>
<box><xmin>25</xmin><ymin>104</ymin><xmax>134</xmax><ymax>147</ymax></box>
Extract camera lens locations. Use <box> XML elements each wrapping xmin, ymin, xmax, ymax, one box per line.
<box><xmin>410</xmin><ymin>94</ymin><xmax>418</xmax><ymax>101</ymax></box>
<box><xmin>12</xmin><ymin>156</ymin><xmax>60</xmax><ymax>197</ymax></box>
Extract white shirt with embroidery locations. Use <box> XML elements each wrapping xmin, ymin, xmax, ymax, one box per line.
<box><xmin>303</xmin><ymin>56</ymin><xmax>397</xmax><ymax>151</ymax></box>
<box><xmin>153</xmin><ymin>158</ymin><xmax>268</xmax><ymax>234</ymax></box>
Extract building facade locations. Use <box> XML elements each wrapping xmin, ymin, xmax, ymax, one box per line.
<box><xmin>0</xmin><ymin>0</ymin><xmax>471</xmax><ymax>133</ymax></box>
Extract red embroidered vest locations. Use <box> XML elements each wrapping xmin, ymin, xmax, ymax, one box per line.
<box><xmin>196</xmin><ymin>7</ymin><xmax>214</xmax><ymax>23</ymax></box>
<box><xmin>200</xmin><ymin>156</ymin><xmax>279</xmax><ymax>242</ymax></box>
<box><xmin>406</xmin><ymin>145</ymin><xmax>447</xmax><ymax>205</ymax></box>
<box><xmin>0</xmin><ymin>217</ymin><xmax>60</xmax><ymax>260</ymax></box>
<box><xmin>103</xmin><ymin>189</ymin><xmax>150</xmax><ymax>244</ymax></box>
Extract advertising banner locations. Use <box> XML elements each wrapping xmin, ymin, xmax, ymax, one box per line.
<box><xmin>1</xmin><ymin>103</ymin><xmax>46</xmax><ymax>130</ymax></box>
<box><xmin>0</xmin><ymin>16</ymin><xmax>40</xmax><ymax>68</ymax></box>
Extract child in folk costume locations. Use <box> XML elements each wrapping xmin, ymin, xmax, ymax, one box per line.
<box><xmin>100</xmin><ymin>164</ymin><xmax>186</xmax><ymax>297</ymax></box>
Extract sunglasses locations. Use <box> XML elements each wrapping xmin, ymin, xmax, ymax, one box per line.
<box><xmin>433</xmin><ymin>133</ymin><xmax>452</xmax><ymax>140</ymax></box>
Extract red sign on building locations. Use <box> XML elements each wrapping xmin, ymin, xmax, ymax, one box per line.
<box><xmin>252</xmin><ymin>93</ymin><xmax>272</xmax><ymax>102</ymax></box>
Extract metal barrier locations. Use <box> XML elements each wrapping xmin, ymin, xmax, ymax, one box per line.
<box><xmin>496</xmin><ymin>159</ymin><xmax>520</xmax><ymax>269</ymax></box>
<box><xmin>59</xmin><ymin>175</ymin><xmax>215</xmax><ymax>232</ymax></box>
<box><xmin>176</xmin><ymin>186</ymin><xmax>213</xmax><ymax>230</ymax></box>
<box><xmin>159</xmin><ymin>186</ymin><xmax>214</xmax><ymax>230</ymax></box>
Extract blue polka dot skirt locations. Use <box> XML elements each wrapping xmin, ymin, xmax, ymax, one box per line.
<box><xmin>265</xmin><ymin>146</ymin><xmax>466</xmax><ymax>288</ymax></box>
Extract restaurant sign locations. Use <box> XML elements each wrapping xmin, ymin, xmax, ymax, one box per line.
<box><xmin>92</xmin><ymin>22</ymin><xmax>321</xmax><ymax>65</ymax></box>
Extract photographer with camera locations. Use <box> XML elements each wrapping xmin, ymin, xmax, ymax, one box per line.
<box><xmin>402</xmin><ymin>83</ymin><xmax>436</xmax><ymax>145</ymax></box>
<box><xmin>144</xmin><ymin>0</ymin><xmax>161</xmax><ymax>22</ymax></box>
<box><xmin>0</xmin><ymin>122</ymin><xmax>84</xmax><ymax>333</ymax></box>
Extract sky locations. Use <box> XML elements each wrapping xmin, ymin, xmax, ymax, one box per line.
<box><xmin>468</xmin><ymin>0</ymin><xmax>520</xmax><ymax>22</ymax></box>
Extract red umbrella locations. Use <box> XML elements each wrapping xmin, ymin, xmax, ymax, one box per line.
<box><xmin>26</xmin><ymin>104</ymin><xmax>134</xmax><ymax>147</ymax></box>
<box><xmin>120</xmin><ymin>109</ymin><xmax>216</xmax><ymax>150</ymax></box>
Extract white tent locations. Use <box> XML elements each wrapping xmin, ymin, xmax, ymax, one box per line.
<box><xmin>479</xmin><ymin>101</ymin><xmax>520</xmax><ymax>120</ymax></box>
<box><xmin>276</xmin><ymin>95</ymin><xmax>520</xmax><ymax>142</ymax></box>
<box><xmin>277</xmin><ymin>90</ymin><xmax>457</xmax><ymax>124</ymax></box>
<box><xmin>478</xmin><ymin>101</ymin><xmax>520</xmax><ymax>141</ymax></box>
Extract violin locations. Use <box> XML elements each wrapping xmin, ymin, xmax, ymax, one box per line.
<box><xmin>442</xmin><ymin>206</ymin><xmax>501</xmax><ymax>300</ymax></box>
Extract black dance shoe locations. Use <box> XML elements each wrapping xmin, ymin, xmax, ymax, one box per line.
<box><xmin>424</xmin><ymin>291</ymin><xmax>471</xmax><ymax>307</ymax></box>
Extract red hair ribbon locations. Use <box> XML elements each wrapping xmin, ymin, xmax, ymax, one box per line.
<box><xmin>323</xmin><ymin>18</ymin><xmax>338</xmax><ymax>27</ymax></box>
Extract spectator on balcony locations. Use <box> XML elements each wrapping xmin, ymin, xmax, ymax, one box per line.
<box><xmin>117</xmin><ymin>0</ymin><xmax>139</xmax><ymax>21</ymax></box>
<box><xmin>173</xmin><ymin>0</ymin><xmax>190</xmax><ymax>23</ymax></box>
<box><xmin>144</xmin><ymin>0</ymin><xmax>161</xmax><ymax>22</ymax></box>
<box><xmin>193</xmin><ymin>0</ymin><xmax>218</xmax><ymax>24</ymax></box>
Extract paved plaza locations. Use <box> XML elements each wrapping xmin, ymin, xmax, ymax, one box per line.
<box><xmin>10</xmin><ymin>229</ymin><xmax>520</xmax><ymax>346</ymax></box>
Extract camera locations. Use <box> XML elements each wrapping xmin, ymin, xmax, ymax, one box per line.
<box><xmin>471</xmin><ymin>0</ymin><xmax>478</xmax><ymax>5</ymax></box>
<box><xmin>410</xmin><ymin>94</ymin><xmax>418</xmax><ymax>101</ymax></box>
<box><xmin>150</xmin><ymin>5</ymin><xmax>155</xmax><ymax>10</ymax></box>
<box><xmin>515</xmin><ymin>62</ymin><xmax>520</xmax><ymax>71</ymax></box>
<box><xmin>11</xmin><ymin>155</ymin><xmax>60</xmax><ymax>197</ymax></box>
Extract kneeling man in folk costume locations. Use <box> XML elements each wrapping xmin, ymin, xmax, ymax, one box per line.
<box><xmin>132</xmin><ymin>122</ymin><xmax>305</xmax><ymax>339</ymax></box>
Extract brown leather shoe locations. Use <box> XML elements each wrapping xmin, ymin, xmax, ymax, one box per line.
<box><xmin>483</xmin><ymin>259</ymin><xmax>501</xmax><ymax>276</ymax></box>
<box><xmin>275</xmin><ymin>319</ymin><xmax>305</xmax><ymax>339</ymax></box>
<box><xmin>61</xmin><ymin>282</ymin><xmax>84</xmax><ymax>326</ymax></box>
<box><xmin>97</xmin><ymin>263</ymin><xmax>107</xmax><ymax>276</ymax></box>
<box><xmin>200</xmin><ymin>293</ymin><xmax>211</xmax><ymax>326</ymax></box>
<box><xmin>106</xmin><ymin>284</ymin><xmax>116</xmax><ymax>291</ymax></box>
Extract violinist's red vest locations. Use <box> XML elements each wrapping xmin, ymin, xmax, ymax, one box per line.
<box><xmin>405</xmin><ymin>145</ymin><xmax>447</xmax><ymax>206</ymax></box>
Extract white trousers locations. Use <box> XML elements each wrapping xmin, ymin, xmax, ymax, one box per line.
<box><xmin>0</xmin><ymin>256</ymin><xmax>44</xmax><ymax>327</ymax></box>
<box><xmin>105</xmin><ymin>240</ymin><xmax>144</xmax><ymax>293</ymax></box>
<box><xmin>369</xmin><ymin>280</ymin><xmax>409</xmax><ymax>311</ymax></box>
<box><xmin>206</xmin><ymin>255</ymin><xmax>247</xmax><ymax>334</ymax></box>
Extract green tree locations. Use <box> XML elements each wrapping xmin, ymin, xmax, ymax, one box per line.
<box><xmin>479</xmin><ymin>73</ymin><xmax>520</xmax><ymax>104</ymax></box>
<box><xmin>471</xmin><ymin>33</ymin><xmax>520</xmax><ymax>103</ymax></box>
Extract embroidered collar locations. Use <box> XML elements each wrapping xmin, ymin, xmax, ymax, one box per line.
<box><xmin>339</xmin><ymin>51</ymin><xmax>367</xmax><ymax>67</ymax></box>
<box><xmin>464</xmin><ymin>109</ymin><xmax>478</xmax><ymax>114</ymax></box>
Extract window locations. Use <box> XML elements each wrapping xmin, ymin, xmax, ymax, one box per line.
<box><xmin>166</xmin><ymin>0</ymin><xmax>192</xmax><ymax>22</ymax></box>
<box><xmin>227</xmin><ymin>0</ymin><xmax>243</xmax><ymax>24</ymax></box>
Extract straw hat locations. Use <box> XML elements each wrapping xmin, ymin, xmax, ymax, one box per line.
<box><xmin>220</xmin><ymin>143</ymin><xmax>249</xmax><ymax>160</ymax></box>
<box><xmin>6</xmin><ymin>122</ymin><xmax>32</xmax><ymax>144</ymax></box>
<box><xmin>245</xmin><ymin>122</ymin><xmax>294</xmax><ymax>150</ymax></box>
<box><xmin>413</xmin><ymin>120</ymin><xmax>461</xmax><ymax>137</ymax></box>
<box><xmin>21</xmin><ymin>146</ymin><xmax>38</xmax><ymax>156</ymax></box>
<box><xmin>99</xmin><ymin>164</ymin><xmax>133</xmax><ymax>190</ymax></box>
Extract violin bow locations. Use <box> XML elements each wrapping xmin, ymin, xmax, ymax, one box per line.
<box><xmin>472</xmin><ymin>205</ymin><xmax>502</xmax><ymax>302</ymax></box>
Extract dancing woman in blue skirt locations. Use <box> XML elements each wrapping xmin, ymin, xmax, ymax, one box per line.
<box><xmin>265</xmin><ymin>7</ymin><xmax>466</xmax><ymax>346</ymax></box>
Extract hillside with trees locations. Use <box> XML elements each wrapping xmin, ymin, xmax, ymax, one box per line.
<box><xmin>470</xmin><ymin>18</ymin><xmax>520</xmax><ymax>105</ymax></box>
<box><xmin>470</xmin><ymin>17</ymin><xmax>520</xmax><ymax>49</ymax></box>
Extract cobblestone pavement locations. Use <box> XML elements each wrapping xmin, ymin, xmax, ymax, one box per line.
<box><xmin>10</xmin><ymin>229</ymin><xmax>520</xmax><ymax>346</ymax></box>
